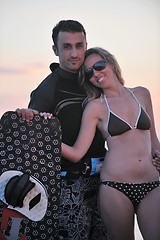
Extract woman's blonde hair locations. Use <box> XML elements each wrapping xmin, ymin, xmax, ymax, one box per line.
<box><xmin>79</xmin><ymin>47</ymin><xmax>124</xmax><ymax>105</ymax></box>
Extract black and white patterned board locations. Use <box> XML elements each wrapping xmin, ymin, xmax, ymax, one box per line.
<box><xmin>0</xmin><ymin>111</ymin><xmax>62</xmax><ymax>240</ymax></box>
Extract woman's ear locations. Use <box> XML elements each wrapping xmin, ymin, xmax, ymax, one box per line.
<box><xmin>52</xmin><ymin>45</ymin><xmax>59</xmax><ymax>56</ymax></box>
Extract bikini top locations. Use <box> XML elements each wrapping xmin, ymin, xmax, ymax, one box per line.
<box><xmin>103</xmin><ymin>88</ymin><xmax>151</xmax><ymax>138</ymax></box>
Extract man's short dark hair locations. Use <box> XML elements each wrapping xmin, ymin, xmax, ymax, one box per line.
<box><xmin>52</xmin><ymin>20</ymin><xmax>86</xmax><ymax>47</ymax></box>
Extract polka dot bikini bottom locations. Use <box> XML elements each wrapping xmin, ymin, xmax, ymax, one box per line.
<box><xmin>100</xmin><ymin>180</ymin><xmax>160</xmax><ymax>211</ymax></box>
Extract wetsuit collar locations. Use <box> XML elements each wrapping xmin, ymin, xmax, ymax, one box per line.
<box><xmin>50</xmin><ymin>62</ymin><xmax>79</xmax><ymax>80</ymax></box>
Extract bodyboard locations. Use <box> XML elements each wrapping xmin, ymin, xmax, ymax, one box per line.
<box><xmin>0</xmin><ymin>111</ymin><xmax>62</xmax><ymax>239</ymax></box>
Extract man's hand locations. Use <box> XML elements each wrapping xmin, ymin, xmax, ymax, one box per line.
<box><xmin>152</xmin><ymin>149</ymin><xmax>160</xmax><ymax>172</ymax></box>
<box><xmin>16</xmin><ymin>108</ymin><xmax>39</xmax><ymax>122</ymax></box>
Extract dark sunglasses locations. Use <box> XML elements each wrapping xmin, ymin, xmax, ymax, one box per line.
<box><xmin>85</xmin><ymin>60</ymin><xmax>107</xmax><ymax>81</ymax></box>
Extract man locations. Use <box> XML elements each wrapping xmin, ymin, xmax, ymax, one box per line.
<box><xmin>17</xmin><ymin>20</ymin><xmax>108</xmax><ymax>240</ymax></box>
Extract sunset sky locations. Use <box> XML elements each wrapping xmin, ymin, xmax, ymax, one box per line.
<box><xmin>0</xmin><ymin>1</ymin><xmax>160</xmax><ymax>238</ymax></box>
<box><xmin>1</xmin><ymin>0</ymin><xmax>159</xmax><ymax>142</ymax></box>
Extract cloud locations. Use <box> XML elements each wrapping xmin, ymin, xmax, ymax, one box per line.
<box><xmin>0</xmin><ymin>67</ymin><xmax>27</xmax><ymax>75</ymax></box>
<box><xmin>0</xmin><ymin>62</ymin><xmax>47</xmax><ymax>75</ymax></box>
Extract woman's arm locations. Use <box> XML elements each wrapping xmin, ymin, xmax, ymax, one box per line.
<box><xmin>61</xmin><ymin>101</ymin><xmax>99</xmax><ymax>163</ymax></box>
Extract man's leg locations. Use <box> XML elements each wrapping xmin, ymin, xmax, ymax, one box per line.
<box><xmin>55</xmin><ymin>176</ymin><xmax>101</xmax><ymax>240</ymax></box>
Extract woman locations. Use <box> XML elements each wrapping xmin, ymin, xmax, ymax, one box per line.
<box><xmin>61</xmin><ymin>47</ymin><xmax>160</xmax><ymax>239</ymax></box>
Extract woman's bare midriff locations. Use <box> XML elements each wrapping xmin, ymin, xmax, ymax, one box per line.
<box><xmin>100</xmin><ymin>129</ymin><xmax>159</xmax><ymax>182</ymax></box>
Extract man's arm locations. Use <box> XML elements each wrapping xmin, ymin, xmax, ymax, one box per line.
<box><xmin>16</xmin><ymin>69</ymin><xmax>58</xmax><ymax>121</ymax></box>
<box><xmin>152</xmin><ymin>149</ymin><xmax>160</xmax><ymax>171</ymax></box>
<box><xmin>144</xmin><ymin>88</ymin><xmax>160</xmax><ymax>172</ymax></box>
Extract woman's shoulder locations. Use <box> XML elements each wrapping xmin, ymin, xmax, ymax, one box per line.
<box><xmin>84</xmin><ymin>98</ymin><xmax>104</xmax><ymax>116</ymax></box>
<box><xmin>128</xmin><ymin>86</ymin><xmax>150</xmax><ymax>96</ymax></box>
<box><xmin>86</xmin><ymin>97</ymin><xmax>103</xmax><ymax>108</ymax></box>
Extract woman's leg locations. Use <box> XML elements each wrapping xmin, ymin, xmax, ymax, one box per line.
<box><xmin>137</xmin><ymin>186</ymin><xmax>160</xmax><ymax>240</ymax></box>
<box><xmin>99</xmin><ymin>184</ymin><xmax>135</xmax><ymax>240</ymax></box>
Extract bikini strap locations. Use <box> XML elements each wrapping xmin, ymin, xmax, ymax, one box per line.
<box><xmin>103</xmin><ymin>94</ymin><xmax>110</xmax><ymax>111</ymax></box>
<box><xmin>127</xmin><ymin>88</ymin><xmax>140</xmax><ymax>106</ymax></box>
<box><xmin>127</xmin><ymin>88</ymin><xmax>142</xmax><ymax>127</ymax></box>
